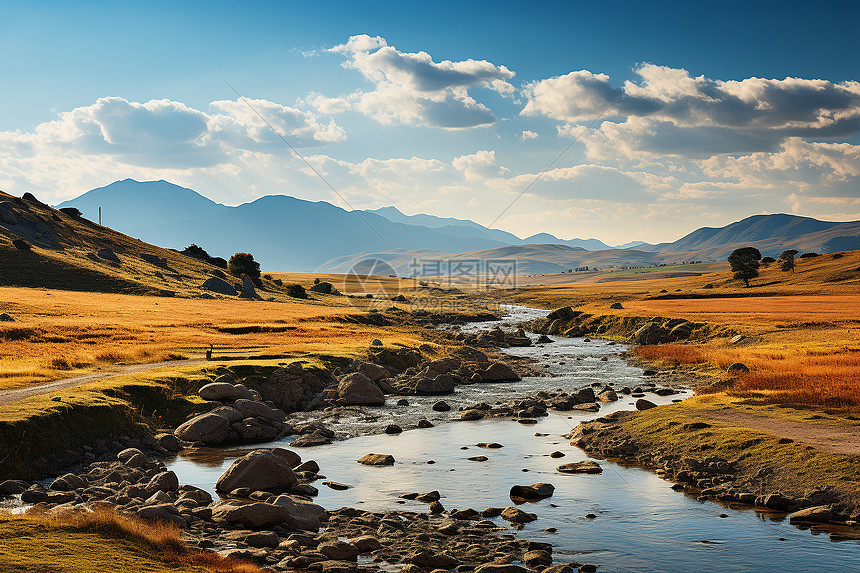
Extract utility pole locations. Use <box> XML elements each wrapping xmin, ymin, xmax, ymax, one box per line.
<box><xmin>99</xmin><ymin>207</ymin><xmax>102</xmax><ymax>226</ymax></box>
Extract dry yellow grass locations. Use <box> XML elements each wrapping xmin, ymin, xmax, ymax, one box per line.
<box><xmin>0</xmin><ymin>286</ymin><xmax>424</xmax><ymax>390</ymax></box>
<box><xmin>0</xmin><ymin>507</ymin><xmax>261</xmax><ymax>572</ymax></box>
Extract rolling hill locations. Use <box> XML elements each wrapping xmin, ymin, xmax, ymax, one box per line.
<box><xmin>53</xmin><ymin>179</ymin><xmax>860</xmax><ymax>273</ymax></box>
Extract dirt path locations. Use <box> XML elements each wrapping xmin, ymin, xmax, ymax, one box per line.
<box><xmin>0</xmin><ymin>358</ymin><xmax>207</xmax><ymax>406</ymax></box>
<box><xmin>699</xmin><ymin>408</ymin><xmax>860</xmax><ymax>455</ymax></box>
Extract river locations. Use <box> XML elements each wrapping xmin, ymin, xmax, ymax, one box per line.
<box><xmin>167</xmin><ymin>306</ymin><xmax>860</xmax><ymax>573</ymax></box>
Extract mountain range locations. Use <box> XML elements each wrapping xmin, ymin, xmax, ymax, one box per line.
<box><xmin>58</xmin><ymin>179</ymin><xmax>860</xmax><ymax>273</ymax></box>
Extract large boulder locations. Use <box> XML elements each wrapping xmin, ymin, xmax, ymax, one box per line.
<box><xmin>546</xmin><ymin>306</ymin><xmax>577</xmax><ymax>321</ymax></box>
<box><xmin>97</xmin><ymin>248</ymin><xmax>121</xmax><ymax>264</ymax></box>
<box><xmin>338</xmin><ymin>372</ymin><xmax>384</xmax><ymax>406</ymax></box>
<box><xmin>415</xmin><ymin>375</ymin><xmax>455</xmax><ymax>395</ymax></box>
<box><xmin>419</xmin><ymin>358</ymin><xmax>461</xmax><ymax>378</ymax></box>
<box><xmin>631</xmin><ymin>322</ymin><xmax>671</xmax><ymax>345</ymax></box>
<box><xmin>0</xmin><ymin>204</ymin><xmax>17</xmax><ymax>225</ymax></box>
<box><xmin>233</xmin><ymin>399</ymin><xmax>287</xmax><ymax>422</ymax></box>
<box><xmin>350</xmin><ymin>360</ymin><xmax>391</xmax><ymax>382</ymax></box>
<box><xmin>216</xmin><ymin>448</ymin><xmax>300</xmax><ymax>493</ymax></box>
<box><xmin>260</xmin><ymin>362</ymin><xmax>334</xmax><ymax>412</ymax></box>
<box><xmin>212</xmin><ymin>501</ymin><xmax>290</xmax><ymax>528</ymax></box>
<box><xmin>201</xmin><ymin>277</ymin><xmax>238</xmax><ymax>296</ymax></box>
<box><xmin>239</xmin><ymin>275</ymin><xmax>263</xmax><ymax>300</ymax></box>
<box><xmin>175</xmin><ymin>412</ymin><xmax>231</xmax><ymax>444</ymax></box>
<box><xmin>199</xmin><ymin>382</ymin><xmax>241</xmax><ymax>402</ymax></box>
<box><xmin>272</xmin><ymin>494</ymin><xmax>326</xmax><ymax>531</ymax></box>
<box><xmin>479</xmin><ymin>362</ymin><xmax>521</xmax><ymax>382</ymax></box>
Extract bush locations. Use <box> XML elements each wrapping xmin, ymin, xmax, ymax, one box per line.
<box><xmin>227</xmin><ymin>253</ymin><xmax>260</xmax><ymax>280</ymax></box>
<box><xmin>286</xmin><ymin>284</ymin><xmax>307</xmax><ymax>299</ymax></box>
<box><xmin>313</xmin><ymin>278</ymin><xmax>321</xmax><ymax>285</ymax></box>
<box><xmin>762</xmin><ymin>256</ymin><xmax>776</xmax><ymax>264</ymax></box>
<box><xmin>181</xmin><ymin>244</ymin><xmax>228</xmax><ymax>269</ymax></box>
<box><xmin>59</xmin><ymin>207</ymin><xmax>82</xmax><ymax>217</ymax></box>
<box><xmin>12</xmin><ymin>239</ymin><xmax>31</xmax><ymax>251</ymax></box>
<box><xmin>799</xmin><ymin>252</ymin><xmax>820</xmax><ymax>258</ymax></box>
<box><xmin>263</xmin><ymin>274</ymin><xmax>272</xmax><ymax>281</ymax></box>
<box><xmin>273</xmin><ymin>278</ymin><xmax>283</xmax><ymax>286</ymax></box>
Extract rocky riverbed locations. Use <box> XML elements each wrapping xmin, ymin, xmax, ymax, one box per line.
<box><xmin>3</xmin><ymin>305</ymin><xmax>860</xmax><ymax>573</ymax></box>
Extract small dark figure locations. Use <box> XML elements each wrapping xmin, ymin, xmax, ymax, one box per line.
<box><xmin>206</xmin><ymin>344</ymin><xmax>213</xmax><ymax>361</ymax></box>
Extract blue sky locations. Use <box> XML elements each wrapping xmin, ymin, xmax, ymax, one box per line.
<box><xmin>1</xmin><ymin>0</ymin><xmax>858</xmax><ymax>244</ymax></box>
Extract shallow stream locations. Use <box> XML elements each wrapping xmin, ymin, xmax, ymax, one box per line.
<box><xmin>168</xmin><ymin>306</ymin><xmax>860</xmax><ymax>573</ymax></box>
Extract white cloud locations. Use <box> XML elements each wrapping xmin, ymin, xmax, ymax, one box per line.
<box><xmin>492</xmin><ymin>164</ymin><xmax>651</xmax><ymax>202</ymax></box>
<box><xmin>452</xmin><ymin>150</ymin><xmax>507</xmax><ymax>181</ymax></box>
<box><xmin>525</xmin><ymin>64</ymin><xmax>860</xmax><ymax>158</ymax></box>
<box><xmin>699</xmin><ymin>138</ymin><xmax>860</xmax><ymax>193</ymax></box>
<box><xmin>520</xmin><ymin>130</ymin><xmax>538</xmax><ymax>140</ymax></box>
<box><xmin>313</xmin><ymin>34</ymin><xmax>515</xmax><ymax>128</ymax></box>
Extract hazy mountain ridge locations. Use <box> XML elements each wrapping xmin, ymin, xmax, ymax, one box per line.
<box><xmin>58</xmin><ymin>179</ymin><xmax>860</xmax><ymax>272</ymax></box>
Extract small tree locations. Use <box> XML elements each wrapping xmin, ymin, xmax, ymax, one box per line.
<box><xmin>778</xmin><ymin>249</ymin><xmax>797</xmax><ymax>273</ymax></box>
<box><xmin>728</xmin><ymin>247</ymin><xmax>761</xmax><ymax>287</ymax></box>
<box><xmin>227</xmin><ymin>252</ymin><xmax>261</xmax><ymax>280</ymax></box>
<box><xmin>285</xmin><ymin>284</ymin><xmax>307</xmax><ymax>299</ymax></box>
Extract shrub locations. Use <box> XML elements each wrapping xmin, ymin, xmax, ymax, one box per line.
<box><xmin>286</xmin><ymin>284</ymin><xmax>307</xmax><ymax>299</ymax></box>
<box><xmin>727</xmin><ymin>247</ymin><xmax>761</xmax><ymax>287</ymax></box>
<box><xmin>227</xmin><ymin>253</ymin><xmax>261</xmax><ymax>280</ymax></box>
<box><xmin>761</xmin><ymin>256</ymin><xmax>776</xmax><ymax>264</ymax></box>
<box><xmin>182</xmin><ymin>244</ymin><xmax>228</xmax><ymax>269</ymax></box>
<box><xmin>799</xmin><ymin>252</ymin><xmax>820</xmax><ymax>258</ymax></box>
<box><xmin>263</xmin><ymin>274</ymin><xmax>272</xmax><ymax>281</ymax></box>
<box><xmin>12</xmin><ymin>239</ymin><xmax>31</xmax><ymax>250</ymax></box>
<box><xmin>59</xmin><ymin>207</ymin><xmax>82</xmax><ymax>217</ymax></box>
<box><xmin>313</xmin><ymin>278</ymin><xmax>321</xmax><ymax>285</ymax></box>
<box><xmin>273</xmin><ymin>278</ymin><xmax>283</xmax><ymax>286</ymax></box>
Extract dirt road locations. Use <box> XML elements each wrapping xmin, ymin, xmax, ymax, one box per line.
<box><xmin>0</xmin><ymin>359</ymin><xmax>207</xmax><ymax>406</ymax></box>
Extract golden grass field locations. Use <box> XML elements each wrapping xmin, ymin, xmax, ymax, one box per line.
<box><xmin>0</xmin><ymin>508</ymin><xmax>261</xmax><ymax>573</ymax></box>
<box><xmin>0</xmin><ymin>284</ymin><xmax>428</xmax><ymax>391</ymax></box>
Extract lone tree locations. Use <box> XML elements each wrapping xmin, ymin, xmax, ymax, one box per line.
<box><xmin>779</xmin><ymin>249</ymin><xmax>798</xmax><ymax>273</ymax></box>
<box><xmin>728</xmin><ymin>247</ymin><xmax>762</xmax><ymax>287</ymax></box>
<box><xmin>227</xmin><ymin>252</ymin><xmax>261</xmax><ymax>281</ymax></box>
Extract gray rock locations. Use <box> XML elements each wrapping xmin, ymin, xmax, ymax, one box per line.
<box><xmin>175</xmin><ymin>412</ymin><xmax>231</xmax><ymax>444</ymax></box>
<box><xmin>97</xmin><ymin>248</ymin><xmax>121</xmax><ymax>264</ymax></box>
<box><xmin>201</xmin><ymin>277</ymin><xmax>238</xmax><ymax>296</ymax></box>
<box><xmin>479</xmin><ymin>362</ymin><xmax>521</xmax><ymax>382</ymax></box>
<box><xmin>216</xmin><ymin>448</ymin><xmax>300</xmax><ymax>493</ymax></box>
<box><xmin>147</xmin><ymin>471</ymin><xmax>179</xmax><ymax>493</ymax></box>
<box><xmin>727</xmin><ymin>362</ymin><xmax>750</xmax><ymax>374</ymax></box>
<box><xmin>635</xmin><ymin>398</ymin><xmax>657</xmax><ymax>410</ymax></box>
<box><xmin>136</xmin><ymin>503</ymin><xmax>186</xmax><ymax>527</ymax></box>
<box><xmin>318</xmin><ymin>540</ymin><xmax>360</xmax><ymax>561</ymax></box>
<box><xmin>338</xmin><ymin>372</ymin><xmax>385</xmax><ymax>406</ymax></box>
<box><xmin>212</xmin><ymin>501</ymin><xmax>290</xmax><ymax>528</ymax></box>
<box><xmin>155</xmin><ymin>433</ymin><xmax>181</xmax><ymax>452</ymax></box>
<box><xmin>199</xmin><ymin>382</ymin><xmax>241</xmax><ymax>401</ymax></box>
<box><xmin>209</xmin><ymin>406</ymin><xmax>244</xmax><ymax>423</ymax></box>
<box><xmin>357</xmin><ymin>453</ymin><xmax>395</xmax><ymax>466</ymax></box>
<box><xmin>790</xmin><ymin>505</ymin><xmax>833</xmax><ymax>523</ymax></box>
<box><xmin>239</xmin><ymin>275</ymin><xmax>263</xmax><ymax>300</ymax></box>
<box><xmin>557</xmin><ymin>461</ymin><xmax>603</xmax><ymax>474</ymax></box>
<box><xmin>233</xmin><ymin>399</ymin><xmax>286</xmax><ymax>422</ymax></box>
<box><xmin>245</xmin><ymin>530</ymin><xmax>280</xmax><ymax>548</ymax></box>
<box><xmin>546</xmin><ymin>306</ymin><xmax>577</xmax><ymax>321</ymax></box>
